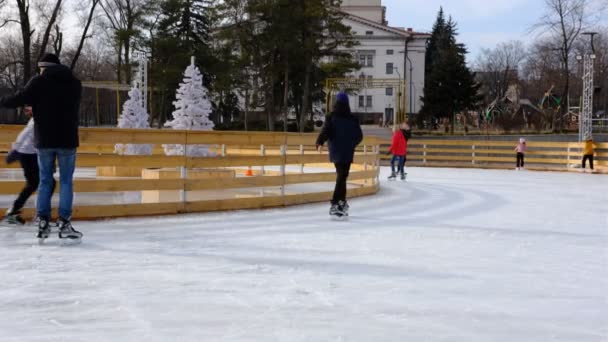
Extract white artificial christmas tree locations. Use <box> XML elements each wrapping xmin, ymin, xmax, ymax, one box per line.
<box><xmin>163</xmin><ymin>57</ymin><xmax>215</xmax><ymax>157</ymax></box>
<box><xmin>115</xmin><ymin>70</ymin><xmax>152</xmax><ymax>155</ymax></box>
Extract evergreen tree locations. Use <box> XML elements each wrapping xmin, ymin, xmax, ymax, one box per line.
<box><xmin>115</xmin><ymin>70</ymin><xmax>153</xmax><ymax>155</ymax></box>
<box><xmin>419</xmin><ymin>10</ymin><xmax>480</xmax><ymax>132</ymax></box>
<box><xmin>150</xmin><ymin>0</ymin><xmax>217</xmax><ymax>126</ymax></box>
<box><xmin>163</xmin><ymin>59</ymin><xmax>216</xmax><ymax>157</ymax></box>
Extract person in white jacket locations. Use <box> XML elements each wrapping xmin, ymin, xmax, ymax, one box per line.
<box><xmin>4</xmin><ymin>108</ymin><xmax>55</xmax><ymax>224</ymax></box>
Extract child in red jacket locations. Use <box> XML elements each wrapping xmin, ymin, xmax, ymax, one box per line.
<box><xmin>388</xmin><ymin>125</ymin><xmax>407</xmax><ymax>180</ymax></box>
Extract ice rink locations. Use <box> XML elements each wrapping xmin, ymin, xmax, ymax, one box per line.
<box><xmin>1</xmin><ymin>167</ymin><xmax>606</xmax><ymax>341</ymax></box>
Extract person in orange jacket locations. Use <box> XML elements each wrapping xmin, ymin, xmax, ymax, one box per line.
<box><xmin>582</xmin><ymin>135</ymin><xmax>596</xmax><ymax>172</ymax></box>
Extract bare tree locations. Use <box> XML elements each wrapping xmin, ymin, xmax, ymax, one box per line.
<box><xmin>100</xmin><ymin>0</ymin><xmax>146</xmax><ymax>84</ymax></box>
<box><xmin>533</xmin><ymin>0</ymin><xmax>591</xmax><ymax>121</ymax></box>
<box><xmin>37</xmin><ymin>0</ymin><xmax>63</xmax><ymax>61</ymax></box>
<box><xmin>71</xmin><ymin>0</ymin><xmax>101</xmax><ymax>70</ymax></box>
<box><xmin>15</xmin><ymin>0</ymin><xmax>33</xmax><ymax>84</ymax></box>
<box><xmin>476</xmin><ymin>40</ymin><xmax>527</xmax><ymax>100</ymax></box>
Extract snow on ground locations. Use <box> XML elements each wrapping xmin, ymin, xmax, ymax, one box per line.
<box><xmin>0</xmin><ymin>167</ymin><xmax>607</xmax><ymax>342</ymax></box>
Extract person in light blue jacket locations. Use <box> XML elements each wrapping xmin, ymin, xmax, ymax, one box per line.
<box><xmin>4</xmin><ymin>110</ymin><xmax>55</xmax><ymax>225</ymax></box>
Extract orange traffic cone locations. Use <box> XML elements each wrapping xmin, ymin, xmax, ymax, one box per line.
<box><xmin>245</xmin><ymin>166</ymin><xmax>253</xmax><ymax>176</ymax></box>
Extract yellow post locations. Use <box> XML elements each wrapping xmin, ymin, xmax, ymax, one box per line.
<box><xmin>116</xmin><ymin>83</ymin><xmax>121</xmax><ymax>121</ymax></box>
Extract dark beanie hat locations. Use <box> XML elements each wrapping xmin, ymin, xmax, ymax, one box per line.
<box><xmin>336</xmin><ymin>92</ymin><xmax>349</xmax><ymax>104</ymax></box>
<box><xmin>38</xmin><ymin>53</ymin><xmax>61</xmax><ymax>67</ymax></box>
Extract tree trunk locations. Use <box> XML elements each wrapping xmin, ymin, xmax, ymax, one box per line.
<box><xmin>16</xmin><ymin>0</ymin><xmax>32</xmax><ymax>84</ymax></box>
<box><xmin>300</xmin><ymin>59</ymin><xmax>313</xmax><ymax>132</ymax></box>
<box><xmin>37</xmin><ymin>0</ymin><xmax>63</xmax><ymax>62</ymax></box>
<box><xmin>282</xmin><ymin>60</ymin><xmax>289</xmax><ymax>132</ymax></box>
<box><xmin>71</xmin><ymin>0</ymin><xmax>99</xmax><ymax>70</ymax></box>
<box><xmin>116</xmin><ymin>42</ymin><xmax>123</xmax><ymax>84</ymax></box>
<box><xmin>124</xmin><ymin>39</ymin><xmax>131</xmax><ymax>84</ymax></box>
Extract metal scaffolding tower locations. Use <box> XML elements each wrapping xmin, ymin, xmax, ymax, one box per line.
<box><xmin>578</xmin><ymin>32</ymin><xmax>597</xmax><ymax>142</ymax></box>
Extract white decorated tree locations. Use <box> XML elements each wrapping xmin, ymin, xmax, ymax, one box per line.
<box><xmin>163</xmin><ymin>57</ymin><xmax>215</xmax><ymax>157</ymax></box>
<box><xmin>115</xmin><ymin>70</ymin><xmax>152</xmax><ymax>155</ymax></box>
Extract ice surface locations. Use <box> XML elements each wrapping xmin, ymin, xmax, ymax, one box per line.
<box><xmin>1</xmin><ymin>167</ymin><xmax>606</xmax><ymax>341</ymax></box>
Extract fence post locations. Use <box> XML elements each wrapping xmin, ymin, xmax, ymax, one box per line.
<box><xmin>221</xmin><ymin>144</ymin><xmax>226</xmax><ymax>157</ymax></box>
<box><xmin>566</xmin><ymin>144</ymin><xmax>571</xmax><ymax>169</ymax></box>
<box><xmin>472</xmin><ymin>145</ymin><xmax>476</xmax><ymax>165</ymax></box>
<box><xmin>423</xmin><ymin>144</ymin><xmax>427</xmax><ymax>164</ymax></box>
<box><xmin>300</xmin><ymin>144</ymin><xmax>304</xmax><ymax>174</ymax></box>
<box><xmin>260</xmin><ymin>144</ymin><xmax>265</xmax><ymax>176</ymax></box>
<box><xmin>363</xmin><ymin>145</ymin><xmax>368</xmax><ymax>185</ymax></box>
<box><xmin>180</xmin><ymin>165</ymin><xmax>187</xmax><ymax>203</ymax></box>
<box><xmin>280</xmin><ymin>145</ymin><xmax>287</xmax><ymax>196</ymax></box>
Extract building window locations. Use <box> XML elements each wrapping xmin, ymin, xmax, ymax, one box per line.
<box><xmin>387</xmin><ymin>49</ymin><xmax>394</xmax><ymax>55</ymax></box>
<box><xmin>366</xmin><ymin>96</ymin><xmax>373</xmax><ymax>108</ymax></box>
<box><xmin>386</xmin><ymin>87</ymin><xmax>393</xmax><ymax>96</ymax></box>
<box><xmin>365</xmin><ymin>31</ymin><xmax>373</xmax><ymax>35</ymax></box>
<box><xmin>359</xmin><ymin>95</ymin><xmax>365</xmax><ymax>107</ymax></box>
<box><xmin>386</xmin><ymin>63</ymin><xmax>393</xmax><ymax>74</ymax></box>
<box><xmin>358</xmin><ymin>50</ymin><xmax>375</xmax><ymax>67</ymax></box>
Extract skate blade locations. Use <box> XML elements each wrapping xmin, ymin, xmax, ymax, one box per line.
<box><xmin>60</xmin><ymin>238</ymin><xmax>82</xmax><ymax>246</ymax></box>
<box><xmin>330</xmin><ymin>214</ymin><xmax>348</xmax><ymax>221</ymax></box>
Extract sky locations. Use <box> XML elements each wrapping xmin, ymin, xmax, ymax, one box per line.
<box><xmin>382</xmin><ymin>0</ymin><xmax>589</xmax><ymax>64</ymax></box>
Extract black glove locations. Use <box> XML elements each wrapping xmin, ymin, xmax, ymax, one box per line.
<box><xmin>5</xmin><ymin>150</ymin><xmax>20</xmax><ymax>164</ymax></box>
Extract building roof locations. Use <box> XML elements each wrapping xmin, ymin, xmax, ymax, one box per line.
<box><xmin>341</xmin><ymin>11</ymin><xmax>431</xmax><ymax>39</ymax></box>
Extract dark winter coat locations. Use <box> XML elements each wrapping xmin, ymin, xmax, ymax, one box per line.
<box><xmin>316</xmin><ymin>110</ymin><xmax>363</xmax><ymax>164</ymax></box>
<box><xmin>0</xmin><ymin>65</ymin><xmax>81</xmax><ymax>149</ymax></box>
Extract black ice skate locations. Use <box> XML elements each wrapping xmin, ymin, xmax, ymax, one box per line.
<box><xmin>329</xmin><ymin>203</ymin><xmax>346</xmax><ymax>218</ymax></box>
<box><xmin>37</xmin><ymin>217</ymin><xmax>51</xmax><ymax>243</ymax></box>
<box><xmin>58</xmin><ymin>218</ymin><xmax>83</xmax><ymax>242</ymax></box>
<box><xmin>400</xmin><ymin>172</ymin><xmax>407</xmax><ymax>181</ymax></box>
<box><xmin>338</xmin><ymin>200</ymin><xmax>349</xmax><ymax>216</ymax></box>
<box><xmin>388</xmin><ymin>172</ymin><xmax>397</xmax><ymax>181</ymax></box>
<box><xmin>3</xmin><ymin>208</ymin><xmax>25</xmax><ymax>225</ymax></box>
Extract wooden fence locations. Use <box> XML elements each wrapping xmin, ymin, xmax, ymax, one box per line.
<box><xmin>0</xmin><ymin>126</ymin><xmax>382</xmax><ymax>220</ymax></box>
<box><xmin>380</xmin><ymin>138</ymin><xmax>608</xmax><ymax>171</ymax></box>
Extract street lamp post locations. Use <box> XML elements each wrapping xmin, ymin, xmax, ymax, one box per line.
<box><xmin>393</xmin><ymin>66</ymin><xmax>402</xmax><ymax>130</ymax></box>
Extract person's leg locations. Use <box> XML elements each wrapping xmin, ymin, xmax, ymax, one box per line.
<box><xmin>11</xmin><ymin>154</ymin><xmax>39</xmax><ymax>213</ymax></box>
<box><xmin>398</xmin><ymin>155</ymin><xmax>405</xmax><ymax>174</ymax></box>
<box><xmin>36</xmin><ymin>149</ymin><xmax>56</xmax><ymax>220</ymax></box>
<box><xmin>56</xmin><ymin>148</ymin><xmax>77</xmax><ymax>220</ymax></box>
<box><xmin>516</xmin><ymin>153</ymin><xmax>520</xmax><ymax>168</ymax></box>
<box><xmin>332</xmin><ymin>163</ymin><xmax>350</xmax><ymax>204</ymax></box>
<box><xmin>390</xmin><ymin>155</ymin><xmax>397</xmax><ymax>173</ymax></box>
<box><xmin>339</xmin><ymin>163</ymin><xmax>351</xmax><ymax>203</ymax></box>
<box><xmin>521</xmin><ymin>153</ymin><xmax>525</xmax><ymax>168</ymax></box>
<box><xmin>590</xmin><ymin>155</ymin><xmax>594</xmax><ymax>170</ymax></box>
<box><xmin>582</xmin><ymin>155</ymin><xmax>588</xmax><ymax>169</ymax></box>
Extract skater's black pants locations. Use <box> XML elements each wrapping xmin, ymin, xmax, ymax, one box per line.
<box><xmin>582</xmin><ymin>154</ymin><xmax>594</xmax><ymax>170</ymax></box>
<box><xmin>12</xmin><ymin>154</ymin><xmax>39</xmax><ymax>213</ymax></box>
<box><xmin>332</xmin><ymin>163</ymin><xmax>351</xmax><ymax>205</ymax></box>
<box><xmin>11</xmin><ymin>154</ymin><xmax>56</xmax><ymax>214</ymax></box>
<box><xmin>516</xmin><ymin>152</ymin><xmax>525</xmax><ymax>168</ymax></box>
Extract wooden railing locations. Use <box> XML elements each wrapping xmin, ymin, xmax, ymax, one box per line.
<box><xmin>380</xmin><ymin>138</ymin><xmax>608</xmax><ymax>171</ymax></box>
<box><xmin>0</xmin><ymin>126</ymin><xmax>382</xmax><ymax>219</ymax></box>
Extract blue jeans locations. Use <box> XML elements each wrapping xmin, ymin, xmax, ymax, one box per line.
<box><xmin>391</xmin><ymin>155</ymin><xmax>405</xmax><ymax>174</ymax></box>
<box><xmin>37</xmin><ymin>148</ymin><xmax>76</xmax><ymax>220</ymax></box>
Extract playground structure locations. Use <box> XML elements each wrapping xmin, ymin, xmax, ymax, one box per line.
<box><xmin>325</xmin><ymin>78</ymin><xmax>407</xmax><ymax>128</ymax></box>
<box><xmin>0</xmin><ymin>126</ymin><xmax>381</xmax><ymax>220</ymax></box>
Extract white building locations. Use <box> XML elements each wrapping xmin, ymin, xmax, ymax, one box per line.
<box><xmin>339</xmin><ymin>0</ymin><xmax>429</xmax><ymax>125</ymax></box>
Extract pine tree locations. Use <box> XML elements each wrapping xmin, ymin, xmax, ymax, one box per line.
<box><xmin>163</xmin><ymin>58</ymin><xmax>215</xmax><ymax>157</ymax></box>
<box><xmin>419</xmin><ymin>10</ymin><xmax>480</xmax><ymax>132</ymax></box>
<box><xmin>115</xmin><ymin>74</ymin><xmax>153</xmax><ymax>155</ymax></box>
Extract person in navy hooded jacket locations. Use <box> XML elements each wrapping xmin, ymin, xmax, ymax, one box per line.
<box><xmin>316</xmin><ymin>92</ymin><xmax>363</xmax><ymax>217</ymax></box>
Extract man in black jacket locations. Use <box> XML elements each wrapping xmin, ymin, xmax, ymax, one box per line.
<box><xmin>0</xmin><ymin>53</ymin><xmax>83</xmax><ymax>242</ymax></box>
<box><xmin>316</xmin><ymin>92</ymin><xmax>363</xmax><ymax>217</ymax></box>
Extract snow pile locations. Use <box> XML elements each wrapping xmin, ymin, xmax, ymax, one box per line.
<box><xmin>115</xmin><ymin>69</ymin><xmax>153</xmax><ymax>155</ymax></box>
